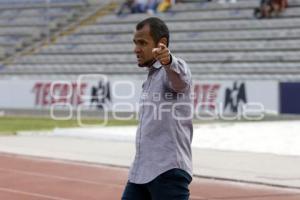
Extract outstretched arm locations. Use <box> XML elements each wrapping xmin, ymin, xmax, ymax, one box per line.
<box><xmin>152</xmin><ymin>43</ymin><xmax>191</xmax><ymax>92</ymax></box>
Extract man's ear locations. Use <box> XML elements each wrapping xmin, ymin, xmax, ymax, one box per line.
<box><xmin>158</xmin><ymin>37</ymin><xmax>168</xmax><ymax>47</ymax></box>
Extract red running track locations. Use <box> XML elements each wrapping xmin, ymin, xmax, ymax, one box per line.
<box><xmin>0</xmin><ymin>152</ymin><xmax>300</xmax><ymax>200</ymax></box>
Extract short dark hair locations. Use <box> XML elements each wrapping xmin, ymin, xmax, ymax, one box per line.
<box><xmin>136</xmin><ymin>17</ymin><xmax>170</xmax><ymax>47</ymax></box>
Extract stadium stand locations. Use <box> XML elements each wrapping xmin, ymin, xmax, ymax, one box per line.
<box><xmin>0</xmin><ymin>0</ymin><xmax>300</xmax><ymax>80</ymax></box>
<box><xmin>0</xmin><ymin>0</ymin><xmax>89</xmax><ymax>50</ymax></box>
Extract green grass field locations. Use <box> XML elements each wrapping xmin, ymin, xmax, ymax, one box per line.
<box><xmin>1</xmin><ymin>114</ymin><xmax>298</xmax><ymax>136</ymax></box>
<box><xmin>0</xmin><ymin>116</ymin><xmax>138</xmax><ymax>135</ymax></box>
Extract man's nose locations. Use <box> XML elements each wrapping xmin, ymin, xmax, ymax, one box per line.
<box><xmin>134</xmin><ymin>46</ymin><xmax>140</xmax><ymax>54</ymax></box>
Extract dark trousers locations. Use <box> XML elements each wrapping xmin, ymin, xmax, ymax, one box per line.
<box><xmin>121</xmin><ymin>168</ymin><xmax>192</xmax><ymax>200</ymax></box>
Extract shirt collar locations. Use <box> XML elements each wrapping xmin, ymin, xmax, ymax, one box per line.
<box><xmin>152</xmin><ymin>60</ymin><xmax>162</xmax><ymax>69</ymax></box>
<box><xmin>147</xmin><ymin>60</ymin><xmax>162</xmax><ymax>77</ymax></box>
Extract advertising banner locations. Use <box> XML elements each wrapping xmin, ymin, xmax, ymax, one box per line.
<box><xmin>0</xmin><ymin>75</ymin><xmax>143</xmax><ymax>112</ymax></box>
<box><xmin>0</xmin><ymin>77</ymin><xmax>279</xmax><ymax>117</ymax></box>
<box><xmin>193</xmin><ymin>81</ymin><xmax>278</xmax><ymax>118</ymax></box>
<box><xmin>280</xmin><ymin>82</ymin><xmax>300</xmax><ymax>114</ymax></box>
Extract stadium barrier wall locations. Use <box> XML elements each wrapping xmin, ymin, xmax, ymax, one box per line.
<box><xmin>0</xmin><ymin>76</ymin><xmax>279</xmax><ymax>119</ymax></box>
<box><xmin>280</xmin><ymin>82</ymin><xmax>300</xmax><ymax>114</ymax></box>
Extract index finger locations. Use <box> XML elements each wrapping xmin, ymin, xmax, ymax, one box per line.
<box><xmin>158</xmin><ymin>43</ymin><xmax>166</xmax><ymax>50</ymax></box>
<box><xmin>152</xmin><ymin>47</ymin><xmax>160</xmax><ymax>54</ymax></box>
